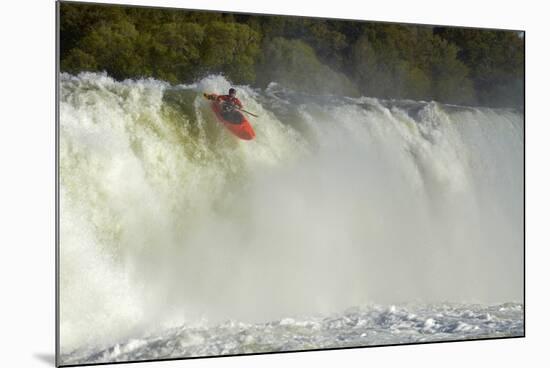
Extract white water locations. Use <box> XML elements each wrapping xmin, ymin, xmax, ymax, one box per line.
<box><xmin>62</xmin><ymin>302</ymin><xmax>523</xmax><ymax>365</ymax></box>
<box><xmin>59</xmin><ymin>72</ymin><xmax>524</xmax><ymax>359</ymax></box>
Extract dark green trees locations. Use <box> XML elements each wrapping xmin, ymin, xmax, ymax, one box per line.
<box><xmin>434</xmin><ymin>28</ymin><xmax>524</xmax><ymax>106</ymax></box>
<box><xmin>59</xmin><ymin>2</ymin><xmax>524</xmax><ymax>107</ymax></box>
<box><xmin>60</xmin><ymin>4</ymin><xmax>260</xmax><ymax>84</ymax></box>
<box><xmin>349</xmin><ymin>25</ymin><xmax>474</xmax><ymax>104</ymax></box>
<box><xmin>201</xmin><ymin>22</ymin><xmax>260</xmax><ymax>84</ymax></box>
<box><xmin>256</xmin><ymin>38</ymin><xmax>358</xmax><ymax>95</ymax></box>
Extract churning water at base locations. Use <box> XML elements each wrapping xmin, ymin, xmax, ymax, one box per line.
<box><xmin>59</xmin><ymin>72</ymin><xmax>524</xmax><ymax>364</ymax></box>
<box><xmin>62</xmin><ymin>302</ymin><xmax>523</xmax><ymax>365</ymax></box>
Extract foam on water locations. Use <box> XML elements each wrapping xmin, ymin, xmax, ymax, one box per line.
<box><xmin>59</xmin><ymin>72</ymin><xmax>524</xmax><ymax>361</ymax></box>
<box><xmin>61</xmin><ymin>302</ymin><xmax>524</xmax><ymax>365</ymax></box>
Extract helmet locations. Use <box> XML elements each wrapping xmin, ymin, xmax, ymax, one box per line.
<box><xmin>229</xmin><ymin>88</ymin><xmax>236</xmax><ymax>96</ymax></box>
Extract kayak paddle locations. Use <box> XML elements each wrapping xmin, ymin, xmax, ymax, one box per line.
<box><xmin>237</xmin><ymin>108</ymin><xmax>259</xmax><ymax>118</ymax></box>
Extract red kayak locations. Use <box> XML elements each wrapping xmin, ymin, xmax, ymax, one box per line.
<box><xmin>203</xmin><ymin>93</ymin><xmax>256</xmax><ymax>140</ymax></box>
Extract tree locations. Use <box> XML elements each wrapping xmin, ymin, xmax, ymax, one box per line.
<box><xmin>429</xmin><ymin>36</ymin><xmax>475</xmax><ymax>104</ymax></box>
<box><xmin>256</xmin><ymin>37</ymin><xmax>358</xmax><ymax>96</ymax></box>
<box><xmin>201</xmin><ymin>22</ymin><xmax>261</xmax><ymax>84</ymax></box>
<box><xmin>59</xmin><ymin>3</ymin><xmax>524</xmax><ymax>106</ymax></box>
<box><xmin>147</xmin><ymin>22</ymin><xmax>205</xmax><ymax>83</ymax></box>
<box><xmin>62</xmin><ymin>20</ymin><xmax>145</xmax><ymax>79</ymax></box>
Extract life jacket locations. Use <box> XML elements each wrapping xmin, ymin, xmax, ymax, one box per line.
<box><xmin>216</xmin><ymin>95</ymin><xmax>243</xmax><ymax>109</ymax></box>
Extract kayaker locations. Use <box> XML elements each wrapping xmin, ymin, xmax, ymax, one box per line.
<box><xmin>216</xmin><ymin>88</ymin><xmax>243</xmax><ymax>113</ymax></box>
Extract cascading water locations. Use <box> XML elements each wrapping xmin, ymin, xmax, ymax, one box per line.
<box><xmin>59</xmin><ymin>72</ymin><xmax>523</xmax><ymax>364</ymax></box>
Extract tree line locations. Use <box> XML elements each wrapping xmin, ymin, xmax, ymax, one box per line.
<box><xmin>60</xmin><ymin>2</ymin><xmax>524</xmax><ymax>107</ymax></box>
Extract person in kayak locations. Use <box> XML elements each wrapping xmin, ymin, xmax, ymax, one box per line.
<box><xmin>216</xmin><ymin>88</ymin><xmax>243</xmax><ymax>112</ymax></box>
<box><xmin>216</xmin><ymin>88</ymin><xmax>244</xmax><ymax>124</ymax></box>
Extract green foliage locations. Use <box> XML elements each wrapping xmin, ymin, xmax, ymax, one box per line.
<box><xmin>350</xmin><ymin>28</ymin><xmax>475</xmax><ymax>104</ymax></box>
<box><xmin>59</xmin><ymin>2</ymin><xmax>524</xmax><ymax>107</ymax></box>
<box><xmin>305</xmin><ymin>21</ymin><xmax>348</xmax><ymax>70</ymax></box>
<box><xmin>430</xmin><ymin>36</ymin><xmax>475</xmax><ymax>104</ymax></box>
<box><xmin>434</xmin><ymin>28</ymin><xmax>524</xmax><ymax>106</ymax></box>
<box><xmin>64</xmin><ymin>19</ymin><xmax>145</xmax><ymax>79</ymax></box>
<box><xmin>201</xmin><ymin>22</ymin><xmax>261</xmax><ymax>84</ymax></box>
<box><xmin>62</xmin><ymin>48</ymin><xmax>98</xmax><ymax>72</ymax></box>
<box><xmin>59</xmin><ymin>3</ymin><xmax>128</xmax><ymax>57</ymax></box>
<box><xmin>351</xmin><ymin>32</ymin><xmax>433</xmax><ymax>100</ymax></box>
<box><xmin>257</xmin><ymin>38</ymin><xmax>358</xmax><ymax>96</ymax></box>
<box><xmin>147</xmin><ymin>22</ymin><xmax>205</xmax><ymax>83</ymax></box>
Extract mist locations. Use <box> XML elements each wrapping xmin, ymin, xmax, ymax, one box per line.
<box><xmin>59</xmin><ymin>73</ymin><xmax>523</xmax><ymax>353</ymax></box>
